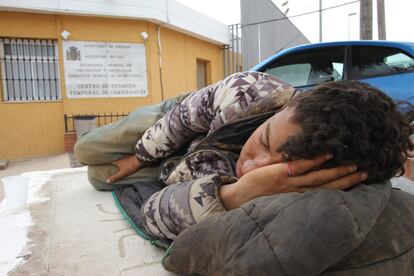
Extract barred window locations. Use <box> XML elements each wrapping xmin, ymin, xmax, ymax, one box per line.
<box><xmin>0</xmin><ymin>38</ymin><xmax>61</xmax><ymax>101</ymax></box>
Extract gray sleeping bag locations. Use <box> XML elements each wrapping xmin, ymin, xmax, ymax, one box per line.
<box><xmin>161</xmin><ymin>182</ymin><xmax>414</xmax><ymax>275</ymax></box>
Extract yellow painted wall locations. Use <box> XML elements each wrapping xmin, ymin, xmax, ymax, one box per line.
<box><xmin>160</xmin><ymin>28</ymin><xmax>224</xmax><ymax>99</ymax></box>
<box><xmin>0</xmin><ymin>11</ymin><xmax>224</xmax><ymax>160</ymax></box>
<box><xmin>0</xmin><ymin>12</ymin><xmax>64</xmax><ymax>160</ymax></box>
<box><xmin>0</xmin><ymin>102</ymin><xmax>63</xmax><ymax>160</ymax></box>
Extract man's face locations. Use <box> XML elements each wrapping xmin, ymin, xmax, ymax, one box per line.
<box><xmin>236</xmin><ymin>107</ymin><xmax>302</xmax><ymax>178</ymax></box>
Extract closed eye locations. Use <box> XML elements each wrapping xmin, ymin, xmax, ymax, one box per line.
<box><xmin>259</xmin><ymin>132</ymin><xmax>269</xmax><ymax>150</ymax></box>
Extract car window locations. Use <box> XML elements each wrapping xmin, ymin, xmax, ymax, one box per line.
<box><xmin>261</xmin><ymin>47</ymin><xmax>345</xmax><ymax>87</ymax></box>
<box><xmin>332</xmin><ymin>62</ymin><xmax>344</xmax><ymax>80</ymax></box>
<box><xmin>353</xmin><ymin>46</ymin><xmax>414</xmax><ymax>79</ymax></box>
<box><xmin>266</xmin><ymin>63</ymin><xmax>311</xmax><ymax>87</ymax></box>
<box><xmin>384</xmin><ymin>53</ymin><xmax>414</xmax><ymax>73</ymax></box>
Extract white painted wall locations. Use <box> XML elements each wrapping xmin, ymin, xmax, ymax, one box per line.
<box><xmin>0</xmin><ymin>0</ymin><xmax>231</xmax><ymax>45</ymax></box>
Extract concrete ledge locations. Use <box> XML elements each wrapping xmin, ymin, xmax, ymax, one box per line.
<box><xmin>4</xmin><ymin>169</ymin><xmax>173</xmax><ymax>275</ymax></box>
<box><xmin>0</xmin><ymin>160</ymin><xmax>9</xmax><ymax>170</ymax></box>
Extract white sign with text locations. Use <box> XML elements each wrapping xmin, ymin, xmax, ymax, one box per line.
<box><xmin>63</xmin><ymin>41</ymin><xmax>148</xmax><ymax>98</ymax></box>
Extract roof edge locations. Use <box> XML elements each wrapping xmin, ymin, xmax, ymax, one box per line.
<box><xmin>0</xmin><ymin>0</ymin><xmax>231</xmax><ymax>45</ymax></box>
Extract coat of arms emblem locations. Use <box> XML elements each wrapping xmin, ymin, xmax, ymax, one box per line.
<box><xmin>66</xmin><ymin>46</ymin><xmax>81</xmax><ymax>61</ymax></box>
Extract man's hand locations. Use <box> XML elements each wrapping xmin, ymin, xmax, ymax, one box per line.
<box><xmin>106</xmin><ymin>154</ymin><xmax>142</xmax><ymax>184</ymax></box>
<box><xmin>220</xmin><ymin>155</ymin><xmax>368</xmax><ymax>210</ymax></box>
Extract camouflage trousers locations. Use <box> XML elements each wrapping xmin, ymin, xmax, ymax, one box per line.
<box><xmin>74</xmin><ymin>93</ymin><xmax>189</xmax><ymax>191</ymax></box>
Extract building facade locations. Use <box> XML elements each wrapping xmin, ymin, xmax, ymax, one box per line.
<box><xmin>0</xmin><ymin>1</ymin><xmax>230</xmax><ymax>160</ymax></box>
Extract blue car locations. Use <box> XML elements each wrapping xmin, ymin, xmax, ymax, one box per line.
<box><xmin>252</xmin><ymin>41</ymin><xmax>414</xmax><ymax>105</ymax></box>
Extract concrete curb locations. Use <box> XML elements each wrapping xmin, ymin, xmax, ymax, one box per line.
<box><xmin>0</xmin><ymin>160</ymin><xmax>9</xmax><ymax>170</ymax></box>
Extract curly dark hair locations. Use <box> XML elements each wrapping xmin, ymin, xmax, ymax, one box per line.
<box><xmin>277</xmin><ymin>80</ymin><xmax>413</xmax><ymax>184</ymax></box>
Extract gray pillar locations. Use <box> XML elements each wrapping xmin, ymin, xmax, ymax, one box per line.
<box><xmin>377</xmin><ymin>0</ymin><xmax>386</xmax><ymax>40</ymax></box>
<box><xmin>319</xmin><ymin>0</ymin><xmax>322</xmax><ymax>42</ymax></box>
<box><xmin>360</xmin><ymin>0</ymin><xmax>372</xmax><ymax>40</ymax></box>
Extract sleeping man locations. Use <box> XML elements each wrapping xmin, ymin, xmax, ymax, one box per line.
<box><xmin>75</xmin><ymin>72</ymin><xmax>414</xmax><ymax>275</ymax></box>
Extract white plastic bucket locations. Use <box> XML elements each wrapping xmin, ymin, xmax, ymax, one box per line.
<box><xmin>1</xmin><ymin>175</ymin><xmax>30</xmax><ymax>212</ymax></box>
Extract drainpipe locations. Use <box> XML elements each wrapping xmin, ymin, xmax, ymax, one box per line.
<box><xmin>157</xmin><ymin>25</ymin><xmax>165</xmax><ymax>100</ymax></box>
<box><xmin>157</xmin><ymin>0</ymin><xmax>170</xmax><ymax>101</ymax></box>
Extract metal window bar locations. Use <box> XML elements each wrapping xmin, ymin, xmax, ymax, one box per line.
<box><xmin>64</xmin><ymin>113</ymin><xmax>130</xmax><ymax>133</ymax></box>
<box><xmin>0</xmin><ymin>37</ymin><xmax>61</xmax><ymax>101</ymax></box>
<box><xmin>223</xmin><ymin>24</ymin><xmax>243</xmax><ymax>77</ymax></box>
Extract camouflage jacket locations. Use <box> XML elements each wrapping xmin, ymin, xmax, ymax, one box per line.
<box><xmin>133</xmin><ymin>71</ymin><xmax>296</xmax><ymax>241</ymax></box>
<box><xmin>117</xmin><ymin>72</ymin><xmax>414</xmax><ymax>275</ymax></box>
